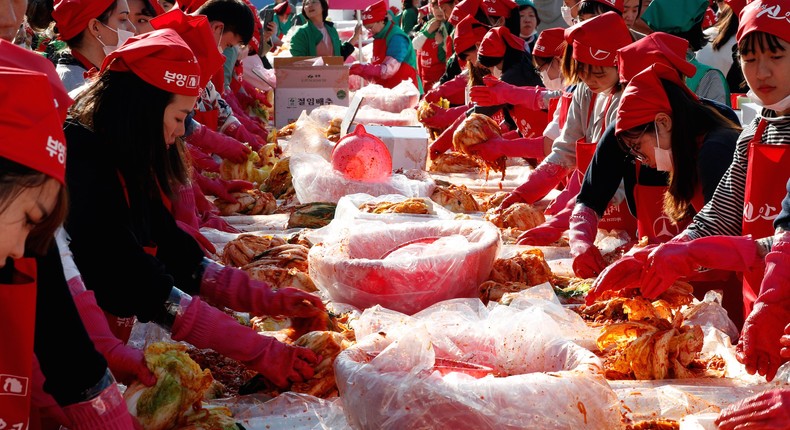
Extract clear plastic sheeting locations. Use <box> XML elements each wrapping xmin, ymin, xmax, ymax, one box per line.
<box><xmin>351</xmin><ymin>80</ymin><xmax>420</xmax><ymax>113</ymax></box>
<box><xmin>308</xmin><ymin>219</ymin><xmax>500</xmax><ymax>314</ymax></box>
<box><xmin>335</xmin><ymin>299</ymin><xmax>623</xmax><ymax>429</ymax></box>
<box><xmin>290</xmin><ymin>153</ymin><xmax>435</xmax><ymax>204</ymax></box>
<box><xmin>334</xmin><ymin>193</ymin><xmax>456</xmax><ymax>224</ymax></box>
<box><xmin>230</xmin><ymin>393</ymin><xmax>349</xmax><ymax>429</ymax></box>
<box><xmin>283</xmin><ymin>111</ymin><xmax>336</xmax><ymax>161</ymax></box>
<box><xmin>308</xmin><ymin>104</ymin><xmax>420</xmax><ymax>128</ymax></box>
<box><xmin>683</xmin><ymin>290</ymin><xmax>740</xmax><ymax>343</ymax></box>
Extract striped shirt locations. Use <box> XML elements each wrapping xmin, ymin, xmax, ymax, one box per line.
<box><xmin>684</xmin><ymin>110</ymin><xmax>790</xmax><ymax>239</ymax></box>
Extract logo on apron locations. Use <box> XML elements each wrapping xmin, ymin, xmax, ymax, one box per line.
<box><xmin>0</xmin><ymin>375</ymin><xmax>28</xmax><ymax>397</ymax></box>
<box><xmin>743</xmin><ymin>201</ymin><xmax>780</xmax><ymax>224</ymax></box>
<box><xmin>652</xmin><ymin>214</ymin><xmax>682</xmax><ymax>240</ymax></box>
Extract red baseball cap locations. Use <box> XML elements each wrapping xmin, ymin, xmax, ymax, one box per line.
<box><xmin>52</xmin><ymin>0</ymin><xmax>115</xmax><ymax>41</ymax></box>
<box><xmin>479</xmin><ymin>26</ymin><xmax>524</xmax><ymax>58</ymax></box>
<box><xmin>0</xmin><ymin>40</ymin><xmax>72</xmax><ymax>122</ymax></box>
<box><xmin>725</xmin><ymin>0</ymin><xmax>748</xmax><ymax>17</ymax></box>
<box><xmin>0</xmin><ymin>68</ymin><xmax>68</xmax><ymax>184</ymax></box>
<box><xmin>533</xmin><ymin>27</ymin><xmax>566</xmax><ymax>58</ymax></box>
<box><xmin>449</xmin><ymin>0</ymin><xmax>480</xmax><ymax>25</ymax></box>
<box><xmin>479</xmin><ymin>0</ymin><xmax>517</xmax><ymax>17</ymax></box>
<box><xmin>453</xmin><ymin>15</ymin><xmax>490</xmax><ymax>54</ymax></box>
<box><xmin>101</xmin><ymin>28</ymin><xmax>202</xmax><ymax>96</ymax></box>
<box><xmin>736</xmin><ymin>0</ymin><xmax>789</xmax><ymax>43</ymax></box>
<box><xmin>617</xmin><ymin>32</ymin><xmax>696</xmax><ymax>83</ymax></box>
<box><xmin>150</xmin><ymin>8</ymin><xmax>225</xmax><ymax>90</ymax></box>
<box><xmin>565</xmin><ymin>11</ymin><xmax>632</xmax><ymax>67</ymax></box>
<box><xmin>616</xmin><ymin>63</ymin><xmax>696</xmax><ymax>134</ymax></box>
<box><xmin>362</xmin><ymin>1</ymin><xmax>388</xmax><ymax>25</ymax></box>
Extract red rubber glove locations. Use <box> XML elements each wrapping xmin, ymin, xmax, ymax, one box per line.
<box><xmin>421</xmin><ymin>104</ymin><xmax>470</xmax><ymax>130</ymax></box>
<box><xmin>186</xmin><ymin>144</ymin><xmax>220</xmax><ymax>173</ymax></box>
<box><xmin>569</xmin><ymin>203</ymin><xmax>605</xmax><ymax>278</ymax></box>
<box><xmin>171</xmin><ymin>297</ymin><xmax>319</xmax><ymax>388</ymax></box>
<box><xmin>224</xmin><ymin>121</ymin><xmax>265</xmax><ymax>151</ymax></box>
<box><xmin>172</xmin><ymin>183</ymin><xmax>201</xmax><ymax>231</ymax></box>
<box><xmin>194</xmin><ymin>174</ymin><xmax>253</xmax><ymax>203</ymax></box>
<box><xmin>516</xmin><ymin>196</ymin><xmax>574</xmax><ymax>246</ymax></box>
<box><xmin>716</xmin><ymin>389</ymin><xmax>790</xmax><ymax>430</ymax></box>
<box><xmin>350</xmin><ymin>62</ymin><xmax>381</xmax><ymax>81</ymax></box>
<box><xmin>224</xmin><ymin>92</ymin><xmax>269</xmax><ymax>143</ymax></box>
<box><xmin>499</xmin><ymin>161</ymin><xmax>570</xmax><ymax>209</ymax></box>
<box><xmin>200</xmin><ymin>211</ymin><xmax>240</xmax><ymax>233</ymax></box>
<box><xmin>469</xmin><ymin>75</ymin><xmax>544</xmax><ymax>109</ymax></box>
<box><xmin>469</xmin><ymin>135</ymin><xmax>546</xmax><ymax>163</ymax></box>
<box><xmin>736</xmin><ymin>232</ymin><xmax>790</xmax><ymax>382</ymax></box>
<box><xmin>61</xmin><ymin>382</ymin><xmax>136</xmax><ymax>430</ymax></box>
<box><xmin>71</xmin><ymin>284</ymin><xmax>156</xmax><ymax>387</ymax></box>
<box><xmin>423</xmin><ymin>74</ymin><xmax>467</xmax><ymax>106</ymax></box>
<box><xmin>200</xmin><ymin>260</ymin><xmax>325</xmax><ymax>318</ymax></box>
<box><xmin>429</xmin><ymin>114</ymin><xmax>466</xmax><ymax>160</ymax></box>
<box><xmin>781</xmin><ymin>323</ymin><xmax>790</xmax><ymax>358</ymax></box>
<box><xmin>242</xmin><ymin>80</ymin><xmax>271</xmax><ymax>108</ymax></box>
<box><xmin>584</xmin><ymin>253</ymin><xmax>651</xmax><ymax>304</ymax></box>
<box><xmin>188</xmin><ymin>122</ymin><xmax>251</xmax><ymax>164</ymax></box>
<box><xmin>640</xmin><ymin>235</ymin><xmax>759</xmax><ymax>300</ymax></box>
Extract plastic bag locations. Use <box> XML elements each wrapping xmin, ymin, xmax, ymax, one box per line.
<box><xmin>308</xmin><ymin>219</ymin><xmax>501</xmax><ymax>314</ymax></box>
<box><xmin>352</xmin><ymin>80</ymin><xmax>420</xmax><ymax>113</ymax></box>
<box><xmin>683</xmin><ymin>290</ymin><xmax>740</xmax><ymax>343</ymax></box>
<box><xmin>335</xmin><ymin>299</ymin><xmax>623</xmax><ymax>429</ymax></box>
<box><xmin>241</xmin><ymin>54</ymin><xmax>275</xmax><ymax>91</ymax></box>
<box><xmin>289</xmin><ymin>153</ymin><xmax>434</xmax><ymax>204</ymax></box>
<box><xmin>284</xmin><ymin>112</ymin><xmax>336</xmax><ymax>161</ymax></box>
<box><xmin>334</xmin><ymin>193</ymin><xmax>456</xmax><ymax>224</ymax></box>
<box><xmin>308</xmin><ymin>104</ymin><xmax>420</xmax><ymax>128</ymax></box>
<box><xmin>231</xmin><ymin>392</ymin><xmax>349</xmax><ymax>429</ymax></box>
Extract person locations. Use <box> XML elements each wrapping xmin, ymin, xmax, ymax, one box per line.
<box><xmin>270</xmin><ymin>0</ymin><xmax>298</xmax><ymax>42</ymax></box>
<box><xmin>350</xmin><ymin>0</ymin><xmax>423</xmax><ymax>94</ymax></box>
<box><xmin>63</xmin><ymin>28</ymin><xmax>326</xmax><ymax>389</ymax></box>
<box><xmin>127</xmin><ymin>0</ymin><xmax>157</xmax><ymax>33</ymax></box>
<box><xmin>0</xmin><ymin>41</ymin><xmax>138</xmax><ymax>429</ymax></box>
<box><xmin>622</xmin><ymin>0</ymin><xmax>642</xmax><ymax>30</ymax></box>
<box><xmin>516</xmin><ymin>0</ymin><xmax>539</xmax><ymax>49</ymax></box>
<box><xmin>492</xmin><ymin>12</ymin><xmax>633</xmax><ymax>213</ymax></box>
<box><xmin>641</xmin><ymin>0</ymin><xmax>731</xmax><ymax>106</ymax></box>
<box><xmin>289</xmin><ymin>0</ymin><xmax>358</xmax><ymax>59</ymax></box>
<box><xmin>695</xmin><ymin>0</ymin><xmax>748</xmax><ymax>96</ymax></box>
<box><xmin>590</xmin><ymin>0</ymin><xmax>790</xmax><ymax>363</ymax></box>
<box><xmin>570</xmin><ymin>32</ymin><xmax>741</xmax><ymax>282</ymax></box>
<box><xmin>399</xmin><ymin>0</ymin><xmax>419</xmax><ymax>35</ymax></box>
<box><xmin>51</xmin><ymin>0</ymin><xmax>137</xmax><ymax>91</ymax></box>
<box><xmin>535</xmin><ymin>0</ymin><xmax>565</xmax><ymax>31</ymax></box>
<box><xmin>413</xmin><ymin>0</ymin><xmax>452</xmax><ymax>91</ymax></box>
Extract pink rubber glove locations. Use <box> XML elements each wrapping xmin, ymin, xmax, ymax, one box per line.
<box><xmin>429</xmin><ymin>114</ymin><xmax>467</xmax><ymax>160</ymax></box>
<box><xmin>716</xmin><ymin>389</ymin><xmax>790</xmax><ymax>430</ymax></box>
<box><xmin>781</xmin><ymin>323</ymin><xmax>790</xmax><ymax>358</ymax></box>
<box><xmin>585</xmin><ymin>254</ymin><xmax>649</xmax><ymax>304</ymax></box>
<box><xmin>640</xmin><ymin>235</ymin><xmax>758</xmax><ymax>300</ymax></box>
<box><xmin>241</xmin><ymin>80</ymin><xmax>271</xmax><ymax>108</ymax></box>
<box><xmin>569</xmin><ymin>203</ymin><xmax>605</xmax><ymax>278</ymax></box>
<box><xmin>469</xmin><ymin>135</ymin><xmax>546</xmax><ymax>163</ymax></box>
<box><xmin>469</xmin><ymin>75</ymin><xmax>544</xmax><ymax>109</ymax></box>
<box><xmin>188</xmin><ymin>122</ymin><xmax>251</xmax><ymax>164</ymax></box>
<box><xmin>423</xmin><ymin>74</ymin><xmax>467</xmax><ymax>106</ymax></box>
<box><xmin>499</xmin><ymin>161</ymin><xmax>570</xmax><ymax>209</ymax></box>
<box><xmin>224</xmin><ymin>93</ymin><xmax>269</xmax><ymax>143</ymax></box>
<box><xmin>516</xmin><ymin>196</ymin><xmax>574</xmax><ymax>246</ymax></box>
<box><xmin>71</xmin><ymin>285</ymin><xmax>156</xmax><ymax>387</ymax></box>
<box><xmin>421</xmin><ymin>104</ymin><xmax>470</xmax><ymax>130</ymax></box>
<box><xmin>176</xmin><ymin>220</ymin><xmax>216</xmax><ymax>255</ymax></box>
<box><xmin>200</xmin><ymin>211</ymin><xmax>240</xmax><ymax>233</ymax></box>
<box><xmin>186</xmin><ymin>144</ymin><xmax>220</xmax><ymax>173</ymax></box>
<box><xmin>224</xmin><ymin>121</ymin><xmax>265</xmax><ymax>151</ymax></box>
<box><xmin>61</xmin><ymin>382</ymin><xmax>136</xmax><ymax>430</ymax></box>
<box><xmin>172</xmin><ymin>183</ymin><xmax>201</xmax><ymax>231</ymax></box>
<box><xmin>194</xmin><ymin>174</ymin><xmax>253</xmax><ymax>203</ymax></box>
<box><xmin>200</xmin><ymin>260</ymin><xmax>325</xmax><ymax>317</ymax></box>
<box><xmin>171</xmin><ymin>297</ymin><xmax>319</xmax><ymax>388</ymax></box>
<box><xmin>736</xmin><ymin>232</ymin><xmax>790</xmax><ymax>382</ymax></box>
<box><xmin>350</xmin><ymin>62</ymin><xmax>381</xmax><ymax>81</ymax></box>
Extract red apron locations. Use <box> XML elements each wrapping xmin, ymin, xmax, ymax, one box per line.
<box><xmin>372</xmin><ymin>25</ymin><xmax>420</xmax><ymax>90</ymax></box>
<box><xmin>575</xmin><ymin>92</ymin><xmax>637</xmax><ymax>232</ymax></box>
<box><xmin>511</xmin><ymin>103</ymin><xmax>550</xmax><ymax>139</ymax></box>
<box><xmin>557</xmin><ymin>91</ymin><xmax>573</xmax><ymax>130</ymax></box>
<box><xmin>0</xmin><ymin>258</ymin><xmax>37</xmax><ymax>428</ymax></box>
<box><xmin>740</xmin><ymin>118</ymin><xmax>790</xmax><ymax>317</ymax></box>
<box><xmin>417</xmin><ymin>37</ymin><xmax>446</xmax><ymax>92</ymax></box>
<box><xmin>193</xmin><ymin>109</ymin><xmax>220</xmax><ymax>133</ymax></box>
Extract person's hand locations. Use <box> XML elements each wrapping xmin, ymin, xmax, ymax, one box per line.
<box><xmin>427</xmin><ymin>18</ymin><xmax>441</xmax><ymax>33</ymax></box>
<box><xmin>263</xmin><ymin>21</ymin><xmax>275</xmax><ymax>41</ymax></box>
<box><xmin>423</xmin><ymin>74</ymin><xmax>467</xmax><ymax>105</ymax></box>
<box><xmin>199</xmin><ymin>259</ymin><xmax>325</xmax><ymax>317</ymax></box>
<box><xmin>428</xmin><ymin>114</ymin><xmax>466</xmax><ymax>160</ymax></box>
<box><xmin>780</xmin><ymin>323</ymin><xmax>790</xmax><ymax>359</ymax></box>
<box><xmin>194</xmin><ymin>174</ymin><xmax>254</xmax><ymax>203</ymax></box>
<box><xmin>716</xmin><ymin>389</ymin><xmax>790</xmax><ymax>430</ymax></box>
<box><xmin>186</xmin><ymin>144</ymin><xmax>220</xmax><ymax>173</ymax></box>
<box><xmin>585</xmin><ymin>255</ymin><xmax>645</xmax><ymax>304</ymax></box>
<box><xmin>171</xmin><ymin>297</ymin><xmax>320</xmax><ymax>388</ymax></box>
<box><xmin>189</xmin><ymin>123</ymin><xmax>251</xmax><ymax>164</ymax></box>
<box><xmin>421</xmin><ymin>104</ymin><xmax>468</xmax><ymax>131</ymax></box>
<box><xmin>349</xmin><ymin>62</ymin><xmax>379</xmax><ymax>81</ymax></box>
<box><xmin>469</xmin><ymin>75</ymin><xmax>543</xmax><ymax>109</ymax></box>
<box><xmin>224</xmin><ymin>122</ymin><xmax>265</xmax><ymax>151</ymax></box>
<box><xmin>569</xmin><ymin>204</ymin><xmax>604</xmax><ymax>278</ymax></box>
<box><xmin>640</xmin><ymin>235</ymin><xmax>757</xmax><ymax>299</ymax></box>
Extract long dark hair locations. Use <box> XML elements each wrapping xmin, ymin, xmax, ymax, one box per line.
<box><xmin>710</xmin><ymin>5</ymin><xmax>738</xmax><ymax>51</ymax></box>
<box><xmin>0</xmin><ymin>159</ymin><xmax>68</xmax><ymax>255</ymax></box>
<box><xmin>619</xmin><ymin>79</ymin><xmax>741</xmax><ymax>223</ymax></box>
<box><xmin>70</xmin><ymin>71</ymin><xmax>188</xmax><ymax>205</ymax></box>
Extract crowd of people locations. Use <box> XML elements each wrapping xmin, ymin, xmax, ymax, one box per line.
<box><xmin>1</xmin><ymin>0</ymin><xmax>789</xmax><ymax>427</ymax></box>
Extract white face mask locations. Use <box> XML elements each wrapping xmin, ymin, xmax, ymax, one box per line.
<box><xmin>98</xmin><ymin>23</ymin><xmax>134</xmax><ymax>56</ymax></box>
<box><xmin>560</xmin><ymin>1</ymin><xmax>581</xmax><ymax>26</ymax></box>
<box><xmin>540</xmin><ymin>69</ymin><xmax>564</xmax><ymax>91</ymax></box>
<box><xmin>747</xmin><ymin>89</ymin><xmax>790</xmax><ymax>114</ymax></box>
<box><xmin>654</xmin><ymin>123</ymin><xmax>673</xmax><ymax>172</ymax></box>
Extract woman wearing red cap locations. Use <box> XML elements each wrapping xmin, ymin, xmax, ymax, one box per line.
<box><xmin>350</xmin><ymin>0</ymin><xmax>423</xmax><ymax>94</ymax></box>
<box><xmin>0</xmin><ymin>42</ymin><xmax>138</xmax><ymax>429</ymax></box>
<box><xmin>63</xmin><ymin>29</ymin><xmax>326</xmax><ymax>391</ymax></box>
<box><xmin>127</xmin><ymin>0</ymin><xmax>159</xmax><ymax>33</ymax></box>
<box><xmin>412</xmin><ymin>0</ymin><xmax>453</xmax><ymax>91</ymax></box>
<box><xmin>592</xmin><ymin>0</ymin><xmax>790</xmax><ymax>383</ymax></box>
<box><xmin>289</xmin><ymin>0</ymin><xmax>359</xmax><ymax>59</ymax></box>
<box><xmin>51</xmin><ymin>0</ymin><xmax>137</xmax><ymax>91</ymax></box>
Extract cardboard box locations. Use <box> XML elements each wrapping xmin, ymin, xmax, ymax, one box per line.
<box><xmin>274</xmin><ymin>56</ymin><xmax>349</xmax><ymax>128</ymax></box>
<box><xmin>353</xmin><ymin>124</ymin><xmax>429</xmax><ymax>171</ymax></box>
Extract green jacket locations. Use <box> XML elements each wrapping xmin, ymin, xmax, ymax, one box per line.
<box><xmin>399</xmin><ymin>7</ymin><xmax>418</xmax><ymax>34</ymax></box>
<box><xmin>290</xmin><ymin>20</ymin><xmax>343</xmax><ymax>57</ymax></box>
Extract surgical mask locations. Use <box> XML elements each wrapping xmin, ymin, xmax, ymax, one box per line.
<box><xmin>654</xmin><ymin>123</ymin><xmax>673</xmax><ymax>172</ymax></box>
<box><xmin>561</xmin><ymin>1</ymin><xmax>582</xmax><ymax>26</ymax></box>
<box><xmin>747</xmin><ymin>89</ymin><xmax>790</xmax><ymax>114</ymax></box>
<box><xmin>540</xmin><ymin>69</ymin><xmax>564</xmax><ymax>91</ymax></box>
<box><xmin>98</xmin><ymin>23</ymin><xmax>134</xmax><ymax>56</ymax></box>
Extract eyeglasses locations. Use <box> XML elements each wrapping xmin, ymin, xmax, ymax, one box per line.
<box><xmin>618</xmin><ymin>125</ymin><xmax>649</xmax><ymax>162</ymax></box>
